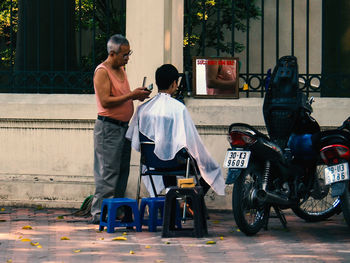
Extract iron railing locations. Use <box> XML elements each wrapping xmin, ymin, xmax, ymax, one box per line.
<box><xmin>0</xmin><ymin>0</ymin><xmax>126</xmax><ymax>94</ymax></box>
<box><xmin>183</xmin><ymin>0</ymin><xmax>348</xmax><ymax>98</ymax></box>
<box><xmin>0</xmin><ymin>0</ymin><xmax>348</xmax><ymax>96</ymax></box>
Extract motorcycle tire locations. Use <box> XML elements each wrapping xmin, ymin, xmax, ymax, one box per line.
<box><xmin>340</xmin><ymin>181</ymin><xmax>350</xmax><ymax>227</ymax></box>
<box><xmin>232</xmin><ymin>162</ymin><xmax>267</xmax><ymax>236</ymax></box>
<box><xmin>292</xmin><ymin>163</ymin><xmax>342</xmax><ymax>222</ymax></box>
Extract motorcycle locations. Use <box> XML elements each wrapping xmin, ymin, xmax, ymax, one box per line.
<box><xmin>224</xmin><ymin>56</ymin><xmax>341</xmax><ymax>235</ymax></box>
<box><xmin>314</xmin><ymin>117</ymin><xmax>350</xmax><ymax>226</ymax></box>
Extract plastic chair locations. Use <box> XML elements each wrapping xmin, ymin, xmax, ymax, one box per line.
<box><xmin>136</xmin><ymin>133</ymin><xmax>200</xmax><ymax>231</ymax></box>
<box><xmin>136</xmin><ymin>133</ymin><xmax>200</xmax><ymax>201</ymax></box>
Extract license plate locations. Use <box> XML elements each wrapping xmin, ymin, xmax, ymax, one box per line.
<box><xmin>223</xmin><ymin>150</ymin><xmax>251</xmax><ymax>168</ymax></box>
<box><xmin>325</xmin><ymin>162</ymin><xmax>349</xmax><ymax>185</ymax></box>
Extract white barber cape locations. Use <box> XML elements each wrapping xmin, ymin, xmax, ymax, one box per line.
<box><xmin>125</xmin><ymin>93</ymin><xmax>225</xmax><ymax>196</ymax></box>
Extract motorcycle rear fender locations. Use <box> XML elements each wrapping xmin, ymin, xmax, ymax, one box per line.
<box><xmin>225</xmin><ymin>168</ymin><xmax>242</xmax><ymax>184</ymax></box>
<box><xmin>250</xmin><ymin>138</ymin><xmax>284</xmax><ymax>162</ymax></box>
<box><xmin>331</xmin><ymin>181</ymin><xmax>347</xmax><ymax>197</ymax></box>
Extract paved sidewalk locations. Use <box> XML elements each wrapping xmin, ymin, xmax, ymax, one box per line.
<box><xmin>1</xmin><ymin>206</ymin><xmax>350</xmax><ymax>263</ymax></box>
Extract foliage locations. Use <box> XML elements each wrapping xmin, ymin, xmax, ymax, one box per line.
<box><xmin>0</xmin><ymin>0</ymin><xmax>126</xmax><ymax>70</ymax></box>
<box><xmin>74</xmin><ymin>0</ymin><xmax>126</xmax><ymax>70</ymax></box>
<box><xmin>0</xmin><ymin>0</ymin><xmax>18</xmax><ymax>68</ymax></box>
<box><xmin>184</xmin><ymin>0</ymin><xmax>261</xmax><ymax>55</ymax></box>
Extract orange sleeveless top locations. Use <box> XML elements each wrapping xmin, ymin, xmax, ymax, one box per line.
<box><xmin>206</xmin><ymin>64</ymin><xmax>236</xmax><ymax>95</ymax></box>
<box><xmin>94</xmin><ymin>63</ymin><xmax>134</xmax><ymax>122</ymax></box>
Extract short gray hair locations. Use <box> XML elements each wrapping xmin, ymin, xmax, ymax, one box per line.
<box><xmin>107</xmin><ymin>34</ymin><xmax>129</xmax><ymax>54</ymax></box>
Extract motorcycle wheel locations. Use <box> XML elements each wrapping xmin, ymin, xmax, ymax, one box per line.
<box><xmin>340</xmin><ymin>181</ymin><xmax>350</xmax><ymax>227</ymax></box>
<box><xmin>292</xmin><ymin>162</ymin><xmax>341</xmax><ymax>222</ymax></box>
<box><xmin>232</xmin><ymin>162</ymin><xmax>267</xmax><ymax>236</ymax></box>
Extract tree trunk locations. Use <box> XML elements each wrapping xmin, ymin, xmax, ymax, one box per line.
<box><xmin>322</xmin><ymin>0</ymin><xmax>350</xmax><ymax>97</ymax></box>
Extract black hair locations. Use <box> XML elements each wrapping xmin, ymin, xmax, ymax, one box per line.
<box><xmin>155</xmin><ymin>64</ymin><xmax>179</xmax><ymax>90</ymax></box>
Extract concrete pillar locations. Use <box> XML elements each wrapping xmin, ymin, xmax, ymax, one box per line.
<box><xmin>125</xmin><ymin>0</ymin><xmax>184</xmax><ymax>92</ymax></box>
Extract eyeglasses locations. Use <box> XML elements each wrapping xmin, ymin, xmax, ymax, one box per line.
<box><xmin>112</xmin><ymin>50</ymin><xmax>133</xmax><ymax>58</ymax></box>
<box><xmin>122</xmin><ymin>50</ymin><xmax>133</xmax><ymax>58</ymax></box>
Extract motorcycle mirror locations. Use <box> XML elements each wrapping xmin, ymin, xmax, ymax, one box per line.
<box><xmin>308</xmin><ymin>96</ymin><xmax>315</xmax><ymax>105</ymax></box>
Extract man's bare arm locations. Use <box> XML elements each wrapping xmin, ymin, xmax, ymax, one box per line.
<box><xmin>94</xmin><ymin>68</ymin><xmax>150</xmax><ymax>108</ymax></box>
<box><xmin>206</xmin><ymin>65</ymin><xmax>236</xmax><ymax>90</ymax></box>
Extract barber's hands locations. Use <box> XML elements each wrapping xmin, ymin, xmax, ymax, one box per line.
<box><xmin>131</xmin><ymin>87</ymin><xmax>151</xmax><ymax>101</ymax></box>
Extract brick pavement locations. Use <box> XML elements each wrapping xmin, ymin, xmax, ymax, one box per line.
<box><xmin>1</xmin><ymin>206</ymin><xmax>350</xmax><ymax>263</ymax></box>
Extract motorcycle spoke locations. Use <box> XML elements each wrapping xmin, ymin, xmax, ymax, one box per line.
<box><xmin>244</xmin><ymin>209</ymin><xmax>260</xmax><ymax>225</ymax></box>
<box><xmin>299</xmin><ymin>195</ymin><xmax>339</xmax><ymax>214</ymax></box>
<box><xmin>242</xmin><ymin>174</ymin><xmax>264</xmax><ymax>225</ymax></box>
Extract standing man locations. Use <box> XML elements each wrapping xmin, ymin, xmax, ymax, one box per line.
<box><xmin>90</xmin><ymin>34</ymin><xmax>150</xmax><ymax>224</ymax></box>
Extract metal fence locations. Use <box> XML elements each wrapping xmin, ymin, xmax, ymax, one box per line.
<box><xmin>184</xmin><ymin>0</ymin><xmax>327</xmax><ymax>98</ymax></box>
<box><xmin>0</xmin><ymin>0</ymin><xmax>126</xmax><ymax>94</ymax></box>
<box><xmin>0</xmin><ymin>0</ymin><xmax>347</xmax><ymax>96</ymax></box>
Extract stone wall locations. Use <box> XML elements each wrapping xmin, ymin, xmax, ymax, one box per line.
<box><xmin>0</xmin><ymin>94</ymin><xmax>348</xmax><ymax>210</ymax></box>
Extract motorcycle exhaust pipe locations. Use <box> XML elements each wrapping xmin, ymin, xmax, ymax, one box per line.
<box><xmin>256</xmin><ymin>189</ymin><xmax>291</xmax><ymax>205</ymax></box>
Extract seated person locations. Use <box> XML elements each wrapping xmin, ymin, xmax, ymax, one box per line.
<box><xmin>126</xmin><ymin>64</ymin><xmax>225</xmax><ymax>197</ymax></box>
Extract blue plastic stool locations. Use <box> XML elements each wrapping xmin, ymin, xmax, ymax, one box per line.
<box><xmin>140</xmin><ymin>197</ymin><xmax>182</xmax><ymax>232</ymax></box>
<box><xmin>99</xmin><ymin>198</ymin><xmax>141</xmax><ymax>233</ymax></box>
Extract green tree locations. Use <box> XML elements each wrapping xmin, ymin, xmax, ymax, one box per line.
<box><xmin>74</xmin><ymin>0</ymin><xmax>126</xmax><ymax>71</ymax></box>
<box><xmin>0</xmin><ymin>0</ymin><xmax>18</xmax><ymax>68</ymax></box>
<box><xmin>0</xmin><ymin>0</ymin><xmax>126</xmax><ymax>71</ymax></box>
<box><xmin>184</xmin><ymin>0</ymin><xmax>261</xmax><ymax>55</ymax></box>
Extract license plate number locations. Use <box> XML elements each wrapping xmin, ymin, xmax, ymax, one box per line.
<box><xmin>223</xmin><ymin>150</ymin><xmax>251</xmax><ymax>168</ymax></box>
<box><xmin>325</xmin><ymin>162</ymin><xmax>349</xmax><ymax>185</ymax></box>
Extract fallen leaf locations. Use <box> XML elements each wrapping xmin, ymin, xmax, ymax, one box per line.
<box><xmin>36</xmin><ymin>205</ymin><xmax>43</xmax><ymax>210</ymax></box>
<box><xmin>18</xmin><ymin>236</ymin><xmax>22</xmax><ymax>239</ymax></box>
<box><xmin>164</xmin><ymin>241</ymin><xmax>170</xmax><ymax>244</ymax></box>
<box><xmin>22</xmin><ymin>225</ymin><xmax>32</xmax><ymax>230</ymax></box>
<box><xmin>6</xmin><ymin>260</ymin><xmax>12</xmax><ymax>263</ymax></box>
<box><xmin>206</xmin><ymin>241</ymin><xmax>216</xmax><ymax>245</ymax></box>
<box><xmin>112</xmin><ymin>236</ymin><xmax>127</xmax><ymax>241</ymax></box>
<box><xmin>57</xmin><ymin>216</ymin><xmax>64</xmax><ymax>219</ymax></box>
<box><xmin>212</xmin><ymin>220</ymin><xmax>220</xmax><ymax>224</ymax></box>
<box><xmin>220</xmin><ymin>236</ymin><xmax>224</xmax><ymax>240</ymax></box>
<box><xmin>74</xmin><ymin>249</ymin><xmax>81</xmax><ymax>253</ymax></box>
<box><xmin>60</xmin><ymin>237</ymin><xmax>70</xmax><ymax>240</ymax></box>
<box><xmin>145</xmin><ymin>245</ymin><xmax>151</xmax><ymax>249</ymax></box>
<box><xmin>155</xmin><ymin>260</ymin><xmax>164</xmax><ymax>263</ymax></box>
<box><xmin>129</xmin><ymin>250</ymin><xmax>135</xmax><ymax>254</ymax></box>
<box><xmin>21</xmin><ymin>238</ymin><xmax>31</xmax><ymax>242</ymax></box>
<box><xmin>1</xmin><ymin>208</ymin><xmax>5</xmax><ymax>211</ymax></box>
<box><xmin>98</xmin><ymin>237</ymin><xmax>104</xmax><ymax>240</ymax></box>
<box><xmin>30</xmin><ymin>242</ymin><xmax>39</xmax><ymax>246</ymax></box>
<box><xmin>37</xmin><ymin>245</ymin><xmax>42</xmax><ymax>249</ymax></box>
<box><xmin>122</xmin><ymin>232</ymin><xmax>128</xmax><ymax>235</ymax></box>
